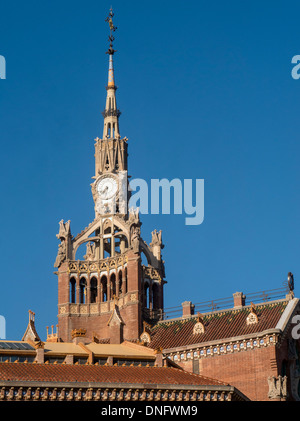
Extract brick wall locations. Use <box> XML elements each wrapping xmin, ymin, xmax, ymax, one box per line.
<box><xmin>176</xmin><ymin>345</ymin><xmax>278</xmax><ymax>401</ymax></box>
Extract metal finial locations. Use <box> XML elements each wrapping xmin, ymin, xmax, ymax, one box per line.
<box><xmin>288</xmin><ymin>272</ymin><xmax>294</xmax><ymax>291</ymax></box>
<box><xmin>105</xmin><ymin>8</ymin><xmax>117</xmax><ymax>55</ymax></box>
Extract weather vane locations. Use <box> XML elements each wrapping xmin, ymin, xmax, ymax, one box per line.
<box><xmin>105</xmin><ymin>7</ymin><xmax>117</xmax><ymax>55</ymax></box>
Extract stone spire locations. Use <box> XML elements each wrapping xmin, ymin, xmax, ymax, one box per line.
<box><xmin>22</xmin><ymin>310</ymin><xmax>41</xmax><ymax>342</ymax></box>
<box><xmin>102</xmin><ymin>8</ymin><xmax>121</xmax><ymax>139</ymax></box>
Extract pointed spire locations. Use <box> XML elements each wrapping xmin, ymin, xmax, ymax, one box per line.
<box><xmin>107</xmin><ymin>53</ymin><xmax>115</xmax><ymax>88</ymax></box>
<box><xmin>22</xmin><ymin>310</ymin><xmax>41</xmax><ymax>342</ymax></box>
<box><xmin>102</xmin><ymin>8</ymin><xmax>121</xmax><ymax>140</ymax></box>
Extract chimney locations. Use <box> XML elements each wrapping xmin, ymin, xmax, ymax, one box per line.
<box><xmin>106</xmin><ymin>356</ymin><xmax>114</xmax><ymax>366</ymax></box>
<box><xmin>182</xmin><ymin>301</ymin><xmax>195</xmax><ymax>318</ymax></box>
<box><xmin>35</xmin><ymin>347</ymin><xmax>44</xmax><ymax>364</ymax></box>
<box><xmin>71</xmin><ymin>329</ymin><xmax>87</xmax><ymax>345</ymax></box>
<box><xmin>233</xmin><ymin>292</ymin><xmax>246</xmax><ymax>308</ymax></box>
<box><xmin>155</xmin><ymin>348</ymin><xmax>163</xmax><ymax>367</ymax></box>
<box><xmin>31</xmin><ymin>340</ymin><xmax>45</xmax><ymax>364</ymax></box>
<box><xmin>64</xmin><ymin>354</ymin><xmax>74</xmax><ymax>364</ymax></box>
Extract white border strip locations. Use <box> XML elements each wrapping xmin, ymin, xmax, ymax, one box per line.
<box><xmin>275</xmin><ymin>298</ymin><xmax>299</xmax><ymax>331</ymax></box>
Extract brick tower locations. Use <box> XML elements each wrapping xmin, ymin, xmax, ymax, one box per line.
<box><xmin>54</xmin><ymin>9</ymin><xmax>166</xmax><ymax>344</ymax></box>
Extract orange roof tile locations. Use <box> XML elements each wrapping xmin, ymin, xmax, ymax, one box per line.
<box><xmin>148</xmin><ymin>300</ymin><xmax>288</xmax><ymax>350</ymax></box>
<box><xmin>0</xmin><ymin>362</ymin><xmax>227</xmax><ymax>386</ymax></box>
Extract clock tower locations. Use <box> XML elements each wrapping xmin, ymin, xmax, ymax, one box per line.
<box><xmin>54</xmin><ymin>9</ymin><xmax>166</xmax><ymax>344</ymax></box>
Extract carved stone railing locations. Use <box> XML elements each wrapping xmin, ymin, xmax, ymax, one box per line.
<box><xmin>0</xmin><ymin>384</ymin><xmax>242</xmax><ymax>401</ymax></box>
<box><xmin>68</xmin><ymin>255</ymin><xmax>128</xmax><ymax>274</ymax></box>
<box><xmin>142</xmin><ymin>266</ymin><xmax>163</xmax><ymax>282</ymax></box>
<box><xmin>58</xmin><ymin>293</ymin><xmax>139</xmax><ymax>317</ymax></box>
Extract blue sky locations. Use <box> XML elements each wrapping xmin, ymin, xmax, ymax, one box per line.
<box><xmin>0</xmin><ymin>0</ymin><xmax>299</xmax><ymax>340</ymax></box>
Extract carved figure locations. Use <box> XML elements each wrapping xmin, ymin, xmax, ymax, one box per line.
<box><xmin>54</xmin><ymin>240</ymin><xmax>66</xmax><ymax>268</ymax></box>
<box><xmin>129</xmin><ymin>207</ymin><xmax>140</xmax><ymax>224</ymax></box>
<box><xmin>268</xmin><ymin>375</ymin><xmax>287</xmax><ymax>400</ymax></box>
<box><xmin>151</xmin><ymin>229</ymin><xmax>164</xmax><ymax>248</ymax></box>
<box><xmin>56</xmin><ymin>220</ymin><xmax>70</xmax><ymax>240</ymax></box>
<box><xmin>84</xmin><ymin>242</ymin><xmax>96</xmax><ymax>261</ymax></box>
<box><xmin>131</xmin><ymin>225</ymin><xmax>140</xmax><ymax>253</ymax></box>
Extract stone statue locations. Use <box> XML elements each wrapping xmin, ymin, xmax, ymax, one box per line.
<box><xmin>55</xmin><ymin>219</ymin><xmax>72</xmax><ymax>267</ymax></box>
<box><xmin>57</xmin><ymin>220</ymin><xmax>71</xmax><ymax>240</ymax></box>
<box><xmin>129</xmin><ymin>207</ymin><xmax>140</xmax><ymax>224</ymax></box>
<box><xmin>150</xmin><ymin>229</ymin><xmax>164</xmax><ymax>261</ymax></box>
<box><xmin>84</xmin><ymin>242</ymin><xmax>96</xmax><ymax>261</ymax></box>
<box><xmin>267</xmin><ymin>375</ymin><xmax>287</xmax><ymax>400</ymax></box>
<box><xmin>288</xmin><ymin>272</ymin><xmax>294</xmax><ymax>291</ymax></box>
<box><xmin>131</xmin><ymin>225</ymin><xmax>140</xmax><ymax>253</ymax></box>
<box><xmin>150</xmin><ymin>229</ymin><xmax>163</xmax><ymax>248</ymax></box>
<box><xmin>54</xmin><ymin>240</ymin><xmax>66</xmax><ymax>268</ymax></box>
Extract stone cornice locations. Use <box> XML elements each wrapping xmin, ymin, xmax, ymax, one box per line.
<box><xmin>162</xmin><ymin>330</ymin><xmax>281</xmax><ymax>362</ymax></box>
<box><xmin>162</xmin><ymin>328</ymin><xmax>281</xmax><ymax>354</ymax></box>
<box><xmin>0</xmin><ymin>381</ymin><xmax>248</xmax><ymax>401</ymax></box>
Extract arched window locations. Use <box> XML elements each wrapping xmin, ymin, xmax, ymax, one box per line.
<box><xmin>144</xmin><ymin>281</ymin><xmax>150</xmax><ymax>308</ymax></box>
<box><xmin>90</xmin><ymin>277</ymin><xmax>98</xmax><ymax>303</ymax></box>
<box><xmin>152</xmin><ymin>282</ymin><xmax>159</xmax><ymax>309</ymax></box>
<box><xmin>115</xmin><ymin>234</ymin><xmax>128</xmax><ymax>254</ymax></box>
<box><xmin>101</xmin><ymin>276</ymin><xmax>107</xmax><ymax>302</ymax></box>
<box><xmin>110</xmin><ymin>273</ymin><xmax>116</xmax><ymax>298</ymax></box>
<box><xmin>118</xmin><ymin>271</ymin><xmax>123</xmax><ymax>295</ymax></box>
<box><xmin>141</xmin><ymin>251</ymin><xmax>149</xmax><ymax>267</ymax></box>
<box><xmin>104</xmin><ymin>237</ymin><xmax>112</xmax><ymax>258</ymax></box>
<box><xmin>70</xmin><ymin>278</ymin><xmax>76</xmax><ymax>303</ymax></box>
<box><xmin>124</xmin><ymin>267</ymin><xmax>127</xmax><ymax>294</ymax></box>
<box><xmin>79</xmin><ymin>278</ymin><xmax>87</xmax><ymax>304</ymax></box>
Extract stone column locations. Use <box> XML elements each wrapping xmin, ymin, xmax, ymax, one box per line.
<box><xmin>97</xmin><ymin>273</ymin><xmax>101</xmax><ymax>303</ymax></box>
<box><xmin>100</xmin><ymin>237</ymin><xmax>104</xmax><ymax>260</ymax></box>
<box><xmin>86</xmin><ymin>273</ymin><xmax>90</xmax><ymax>305</ymax></box>
<box><xmin>111</xmin><ymin>235</ymin><xmax>115</xmax><ymax>257</ymax></box>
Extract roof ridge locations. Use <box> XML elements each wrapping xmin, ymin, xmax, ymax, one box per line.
<box><xmin>148</xmin><ymin>299</ymin><xmax>290</xmax><ymax>349</ymax></box>
<box><xmin>163</xmin><ymin>365</ymin><xmax>229</xmax><ymax>385</ymax></box>
<box><xmin>155</xmin><ymin>298</ymin><xmax>290</xmax><ymax>326</ymax></box>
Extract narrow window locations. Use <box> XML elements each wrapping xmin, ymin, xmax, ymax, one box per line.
<box><xmin>90</xmin><ymin>277</ymin><xmax>97</xmax><ymax>303</ymax></box>
<box><xmin>110</xmin><ymin>273</ymin><xmax>116</xmax><ymax>298</ymax></box>
<box><xmin>101</xmin><ymin>276</ymin><xmax>107</xmax><ymax>302</ymax></box>
<box><xmin>118</xmin><ymin>271</ymin><xmax>123</xmax><ymax>295</ymax></box>
<box><xmin>80</xmin><ymin>278</ymin><xmax>87</xmax><ymax>304</ymax></box>
<box><xmin>152</xmin><ymin>283</ymin><xmax>159</xmax><ymax>309</ymax></box>
<box><xmin>144</xmin><ymin>281</ymin><xmax>150</xmax><ymax>308</ymax></box>
<box><xmin>70</xmin><ymin>278</ymin><xmax>76</xmax><ymax>303</ymax></box>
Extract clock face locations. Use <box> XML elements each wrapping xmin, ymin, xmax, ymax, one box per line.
<box><xmin>96</xmin><ymin>176</ymin><xmax>118</xmax><ymax>200</ymax></box>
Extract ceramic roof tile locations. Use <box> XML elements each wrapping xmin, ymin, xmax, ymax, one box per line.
<box><xmin>148</xmin><ymin>300</ymin><xmax>288</xmax><ymax>350</ymax></box>
<box><xmin>0</xmin><ymin>363</ymin><xmax>227</xmax><ymax>386</ymax></box>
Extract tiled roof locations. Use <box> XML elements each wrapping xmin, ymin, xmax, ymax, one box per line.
<box><xmin>148</xmin><ymin>300</ymin><xmax>289</xmax><ymax>350</ymax></box>
<box><xmin>86</xmin><ymin>341</ymin><xmax>156</xmax><ymax>357</ymax></box>
<box><xmin>0</xmin><ymin>362</ymin><xmax>227</xmax><ymax>386</ymax></box>
<box><xmin>42</xmin><ymin>341</ymin><xmax>155</xmax><ymax>358</ymax></box>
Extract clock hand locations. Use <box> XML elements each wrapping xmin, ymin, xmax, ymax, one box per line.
<box><xmin>101</xmin><ymin>186</ymin><xmax>108</xmax><ymax>194</ymax></box>
<box><xmin>100</xmin><ymin>185</ymin><xmax>109</xmax><ymax>198</ymax></box>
